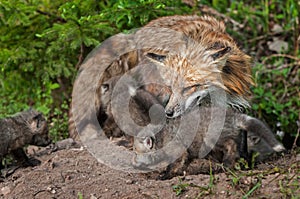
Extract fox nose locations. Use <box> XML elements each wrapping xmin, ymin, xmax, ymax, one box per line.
<box><xmin>165</xmin><ymin>109</ymin><xmax>174</xmax><ymax>118</ymax></box>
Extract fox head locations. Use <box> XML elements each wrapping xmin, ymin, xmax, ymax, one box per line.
<box><xmin>145</xmin><ymin>40</ymin><xmax>252</xmax><ymax>118</ymax></box>
<box><xmin>142</xmin><ymin>15</ymin><xmax>254</xmax><ymax>118</ymax></box>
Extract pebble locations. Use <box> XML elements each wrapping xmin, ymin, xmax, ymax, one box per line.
<box><xmin>1</xmin><ymin>186</ymin><xmax>11</xmax><ymax>196</ymax></box>
<box><xmin>26</xmin><ymin>145</ymin><xmax>40</xmax><ymax>155</ymax></box>
<box><xmin>90</xmin><ymin>194</ymin><xmax>97</xmax><ymax>199</ymax></box>
<box><xmin>125</xmin><ymin>179</ymin><xmax>133</xmax><ymax>184</ymax></box>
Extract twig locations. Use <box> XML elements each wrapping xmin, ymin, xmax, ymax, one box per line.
<box><xmin>33</xmin><ymin>189</ymin><xmax>47</xmax><ymax>196</ymax></box>
<box><xmin>287</xmin><ymin>173</ymin><xmax>297</xmax><ymax>186</ymax></box>
<box><xmin>247</xmin><ymin>35</ymin><xmax>268</xmax><ymax>43</ymax></box>
<box><xmin>242</xmin><ymin>180</ymin><xmax>261</xmax><ymax>199</ymax></box>
<box><xmin>247</xmin><ymin>32</ymin><xmax>279</xmax><ymax>43</ymax></box>
<box><xmin>262</xmin><ymin>54</ymin><xmax>300</xmax><ymax>65</ymax></box>
<box><xmin>279</xmin><ymin>79</ymin><xmax>288</xmax><ymax>103</ymax></box>
<box><xmin>267</xmin><ymin>172</ymin><xmax>282</xmax><ymax>185</ymax></box>
<box><xmin>292</xmin><ymin>114</ymin><xmax>300</xmax><ymax>150</ymax></box>
<box><xmin>247</xmin><ymin>27</ymin><xmax>295</xmax><ymax>43</ymax></box>
<box><xmin>264</xmin><ymin>62</ymin><xmax>299</xmax><ymax>71</ymax></box>
<box><xmin>198</xmin><ymin>5</ymin><xmax>244</xmax><ymax>28</ymax></box>
<box><xmin>36</xmin><ymin>10</ymin><xmax>66</xmax><ymax>23</ymax></box>
<box><xmin>75</xmin><ymin>43</ymin><xmax>85</xmax><ymax>69</ymax></box>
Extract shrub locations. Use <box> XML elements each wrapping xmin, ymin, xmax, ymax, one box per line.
<box><xmin>0</xmin><ymin>0</ymin><xmax>193</xmax><ymax>140</ymax></box>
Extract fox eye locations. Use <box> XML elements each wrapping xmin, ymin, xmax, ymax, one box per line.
<box><xmin>146</xmin><ymin>53</ymin><xmax>166</xmax><ymax>62</ymax></box>
<box><xmin>211</xmin><ymin>46</ymin><xmax>231</xmax><ymax>60</ymax></box>
<box><xmin>182</xmin><ymin>86</ymin><xmax>193</xmax><ymax>94</ymax></box>
<box><xmin>182</xmin><ymin>84</ymin><xmax>201</xmax><ymax>94</ymax></box>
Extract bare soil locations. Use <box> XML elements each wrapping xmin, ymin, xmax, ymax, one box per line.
<box><xmin>0</xmin><ymin>140</ymin><xmax>299</xmax><ymax>199</ymax></box>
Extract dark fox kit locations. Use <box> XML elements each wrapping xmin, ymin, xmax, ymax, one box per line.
<box><xmin>133</xmin><ymin>106</ymin><xmax>285</xmax><ymax>179</ymax></box>
<box><xmin>0</xmin><ymin>109</ymin><xmax>51</xmax><ymax>169</ymax></box>
<box><xmin>97</xmin><ymin>76</ymin><xmax>285</xmax><ymax>179</ymax></box>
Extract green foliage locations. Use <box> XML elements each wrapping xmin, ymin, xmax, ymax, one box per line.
<box><xmin>0</xmin><ymin>0</ymin><xmax>193</xmax><ymax>140</ymax></box>
<box><xmin>1</xmin><ymin>155</ymin><xmax>13</xmax><ymax>169</ymax></box>
<box><xmin>172</xmin><ymin>178</ymin><xmax>190</xmax><ymax>196</ymax></box>
<box><xmin>242</xmin><ymin>178</ymin><xmax>262</xmax><ymax>199</ymax></box>
<box><xmin>49</xmin><ymin>100</ymin><xmax>70</xmax><ymax>142</ymax></box>
<box><xmin>221</xmin><ymin>0</ymin><xmax>299</xmax><ymax>36</ymax></box>
<box><xmin>278</xmin><ymin>164</ymin><xmax>300</xmax><ymax>198</ymax></box>
<box><xmin>77</xmin><ymin>192</ymin><xmax>83</xmax><ymax>199</ymax></box>
<box><xmin>252</xmin><ymin>61</ymin><xmax>299</xmax><ymax>136</ymax></box>
<box><xmin>172</xmin><ymin>170</ymin><xmax>215</xmax><ymax>197</ymax></box>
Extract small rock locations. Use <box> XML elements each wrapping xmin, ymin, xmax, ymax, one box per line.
<box><xmin>184</xmin><ymin>176</ymin><xmax>193</xmax><ymax>181</ymax></box>
<box><xmin>90</xmin><ymin>194</ymin><xmax>97</xmax><ymax>199</ymax></box>
<box><xmin>26</xmin><ymin>145</ymin><xmax>40</xmax><ymax>155</ymax></box>
<box><xmin>53</xmin><ymin>138</ymin><xmax>81</xmax><ymax>151</ymax></box>
<box><xmin>46</xmin><ymin>186</ymin><xmax>56</xmax><ymax>194</ymax></box>
<box><xmin>1</xmin><ymin>186</ymin><xmax>11</xmax><ymax>196</ymax></box>
<box><xmin>271</xmin><ymin>24</ymin><xmax>283</xmax><ymax>33</ymax></box>
<box><xmin>125</xmin><ymin>179</ymin><xmax>133</xmax><ymax>184</ymax></box>
<box><xmin>267</xmin><ymin>38</ymin><xmax>288</xmax><ymax>53</ymax></box>
<box><xmin>244</xmin><ymin>177</ymin><xmax>251</xmax><ymax>185</ymax></box>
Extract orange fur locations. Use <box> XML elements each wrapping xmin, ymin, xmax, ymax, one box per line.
<box><xmin>145</xmin><ymin>15</ymin><xmax>254</xmax><ymax>99</ymax></box>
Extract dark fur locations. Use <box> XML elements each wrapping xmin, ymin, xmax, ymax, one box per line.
<box><xmin>0</xmin><ymin>109</ymin><xmax>50</xmax><ymax>169</ymax></box>
<box><xmin>133</xmin><ymin>106</ymin><xmax>285</xmax><ymax>179</ymax></box>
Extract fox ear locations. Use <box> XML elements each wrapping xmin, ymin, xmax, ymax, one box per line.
<box><xmin>143</xmin><ymin>136</ymin><xmax>154</xmax><ymax>150</ymax></box>
<box><xmin>31</xmin><ymin>113</ymin><xmax>42</xmax><ymax>130</ymax></box>
<box><xmin>248</xmin><ymin>135</ymin><xmax>261</xmax><ymax>145</ymax></box>
<box><xmin>211</xmin><ymin>46</ymin><xmax>231</xmax><ymax>60</ymax></box>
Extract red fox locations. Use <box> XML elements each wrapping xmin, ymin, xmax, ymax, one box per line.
<box><xmin>69</xmin><ymin>15</ymin><xmax>254</xmax><ymax>138</ymax></box>
<box><xmin>142</xmin><ymin>46</ymin><xmax>250</xmax><ymax>118</ymax></box>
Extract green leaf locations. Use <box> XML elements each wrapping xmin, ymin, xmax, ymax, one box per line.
<box><xmin>50</xmin><ymin>83</ymin><xmax>60</xmax><ymax>90</ymax></box>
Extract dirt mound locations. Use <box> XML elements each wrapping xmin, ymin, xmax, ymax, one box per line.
<box><xmin>0</xmin><ymin>141</ymin><xmax>299</xmax><ymax>198</ymax></box>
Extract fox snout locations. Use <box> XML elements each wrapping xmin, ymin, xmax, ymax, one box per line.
<box><xmin>165</xmin><ymin>104</ymin><xmax>182</xmax><ymax>118</ymax></box>
<box><xmin>164</xmin><ymin>89</ymin><xmax>210</xmax><ymax>118</ymax></box>
<box><xmin>165</xmin><ymin>108</ymin><xmax>175</xmax><ymax>118</ymax></box>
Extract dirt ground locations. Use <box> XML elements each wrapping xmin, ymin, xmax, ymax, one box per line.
<box><xmin>0</xmin><ymin>139</ymin><xmax>299</xmax><ymax>199</ymax></box>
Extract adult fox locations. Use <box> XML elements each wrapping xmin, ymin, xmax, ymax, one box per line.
<box><xmin>69</xmin><ymin>15</ymin><xmax>253</xmax><ymax>138</ymax></box>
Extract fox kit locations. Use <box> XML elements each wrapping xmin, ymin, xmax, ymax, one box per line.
<box><xmin>98</xmin><ymin>76</ymin><xmax>124</xmax><ymax>138</ymax></box>
<box><xmin>242</xmin><ymin>115</ymin><xmax>286</xmax><ymax>162</ymax></box>
<box><xmin>133</xmin><ymin>107</ymin><xmax>285</xmax><ymax>178</ymax></box>
<box><xmin>98</xmin><ymin>75</ymin><xmax>163</xmax><ymax>142</ymax></box>
<box><xmin>0</xmin><ymin>109</ymin><xmax>51</xmax><ymax>169</ymax></box>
